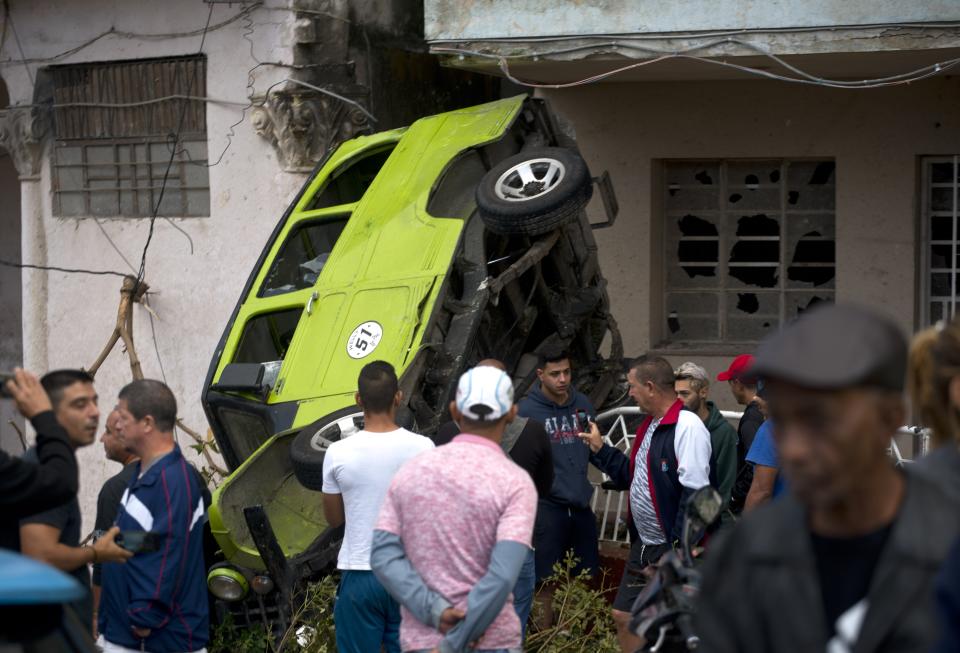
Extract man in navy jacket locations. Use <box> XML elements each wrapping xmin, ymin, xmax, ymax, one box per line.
<box><xmin>99</xmin><ymin>380</ymin><xmax>208</xmax><ymax>653</ymax></box>
<box><xmin>518</xmin><ymin>348</ymin><xmax>600</xmax><ymax>585</ymax></box>
<box><xmin>581</xmin><ymin>355</ymin><xmax>711</xmax><ymax>653</ymax></box>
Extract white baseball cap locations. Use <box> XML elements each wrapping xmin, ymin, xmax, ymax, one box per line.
<box><xmin>455</xmin><ymin>365</ymin><xmax>514</xmax><ymax>422</ymax></box>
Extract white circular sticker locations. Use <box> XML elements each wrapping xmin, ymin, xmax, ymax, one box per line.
<box><xmin>346</xmin><ymin>321</ymin><xmax>383</xmax><ymax>359</ymax></box>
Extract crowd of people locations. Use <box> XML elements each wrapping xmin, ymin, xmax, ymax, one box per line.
<box><xmin>2</xmin><ymin>301</ymin><xmax>960</xmax><ymax>653</ymax></box>
<box><xmin>2</xmin><ymin>371</ymin><xmax>209</xmax><ymax>652</ymax></box>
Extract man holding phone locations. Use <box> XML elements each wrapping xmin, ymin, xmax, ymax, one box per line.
<box><xmin>98</xmin><ymin>380</ymin><xmax>209</xmax><ymax>653</ymax></box>
<box><xmin>517</xmin><ymin>347</ymin><xmax>600</xmax><ymax>605</ymax></box>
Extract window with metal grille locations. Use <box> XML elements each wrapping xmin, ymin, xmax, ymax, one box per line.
<box><xmin>48</xmin><ymin>56</ymin><xmax>209</xmax><ymax>217</ymax></box>
<box><xmin>662</xmin><ymin>159</ymin><xmax>836</xmax><ymax>346</ymax></box>
<box><xmin>921</xmin><ymin>156</ymin><xmax>960</xmax><ymax>325</ymax></box>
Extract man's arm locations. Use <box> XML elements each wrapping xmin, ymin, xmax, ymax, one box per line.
<box><xmin>0</xmin><ymin>413</ymin><xmax>78</xmax><ymax>518</ymax></box>
<box><xmin>672</xmin><ymin>419</ymin><xmax>712</xmax><ymax>540</ymax></box>
<box><xmin>530</xmin><ymin>421</ymin><xmax>554</xmax><ymax>497</ymax></box>
<box><xmin>322</xmin><ymin>493</ymin><xmax>345</xmax><ymax>529</ymax></box>
<box><xmin>744</xmin><ymin>464</ymin><xmax>777</xmax><ymax>512</ymax></box>
<box><xmin>438</xmin><ymin>540</ymin><xmax>529</xmax><ymax>653</ymax></box>
<box><xmin>580</xmin><ymin>423</ymin><xmax>632</xmax><ymax>489</ymax></box>
<box><xmin>693</xmin><ymin>529</ymin><xmax>749</xmax><ymax>653</ymax></box>
<box><xmin>370</xmin><ymin>529</ymin><xmax>455</xmax><ymax>628</ymax></box>
<box><xmin>714</xmin><ymin>426</ymin><xmax>738</xmax><ymax>509</ymax></box>
<box><xmin>20</xmin><ymin>522</ymin><xmax>94</xmax><ymax>571</ymax></box>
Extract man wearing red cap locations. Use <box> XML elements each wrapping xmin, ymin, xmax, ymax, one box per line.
<box><xmin>717</xmin><ymin>354</ymin><xmax>765</xmax><ymax>513</ymax></box>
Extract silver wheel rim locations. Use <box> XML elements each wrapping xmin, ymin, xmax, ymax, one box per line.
<box><xmin>494</xmin><ymin>157</ymin><xmax>566</xmax><ymax>202</ymax></box>
<box><xmin>309</xmin><ymin>412</ymin><xmax>363</xmax><ymax>452</ymax></box>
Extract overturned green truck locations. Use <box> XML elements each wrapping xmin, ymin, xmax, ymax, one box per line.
<box><xmin>201</xmin><ymin>95</ymin><xmax>625</xmax><ymax>628</ymax></box>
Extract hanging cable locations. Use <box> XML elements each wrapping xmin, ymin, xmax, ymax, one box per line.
<box><xmin>133</xmin><ymin>3</ymin><xmax>214</xmax><ymax>294</ymax></box>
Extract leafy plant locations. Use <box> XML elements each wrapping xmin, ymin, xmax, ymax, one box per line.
<box><xmin>209</xmin><ymin>575</ymin><xmax>338</xmax><ymax>653</ymax></box>
<box><xmin>526</xmin><ymin>553</ymin><xmax>620</xmax><ymax>653</ymax></box>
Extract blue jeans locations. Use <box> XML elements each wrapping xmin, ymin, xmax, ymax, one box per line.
<box><xmin>334</xmin><ymin>570</ymin><xmax>401</xmax><ymax>653</ymax></box>
<box><xmin>513</xmin><ymin>548</ymin><xmax>536</xmax><ymax>643</ymax></box>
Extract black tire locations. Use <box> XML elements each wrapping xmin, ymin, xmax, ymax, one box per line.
<box><xmin>476</xmin><ymin>147</ymin><xmax>592</xmax><ymax>236</ymax></box>
<box><xmin>290</xmin><ymin>407</ymin><xmax>363</xmax><ymax>490</ymax></box>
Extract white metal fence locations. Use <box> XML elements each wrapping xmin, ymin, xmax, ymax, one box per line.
<box><xmin>588</xmin><ymin>406</ymin><xmax>931</xmax><ymax>544</ymax></box>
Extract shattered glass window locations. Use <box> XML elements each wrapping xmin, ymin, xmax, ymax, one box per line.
<box><xmin>923</xmin><ymin>156</ymin><xmax>960</xmax><ymax>325</ymax></box>
<box><xmin>259</xmin><ymin>217</ymin><xmax>349</xmax><ymax>297</ymax></box>
<box><xmin>664</xmin><ymin>160</ymin><xmax>836</xmax><ymax>344</ymax></box>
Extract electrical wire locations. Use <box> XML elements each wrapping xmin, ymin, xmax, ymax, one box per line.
<box><xmin>0</xmin><ymin>258</ymin><xmax>128</xmax><ymax>278</ymax></box>
<box><xmin>258</xmin><ymin>77</ymin><xmax>378</xmax><ymax>125</ymax></box>
<box><xmin>134</xmin><ymin>3</ymin><xmax>214</xmax><ymax>294</ymax></box>
<box><xmin>93</xmin><ymin>219</ymin><xmax>138</xmax><ymax>274</ymax></box>
<box><xmin>433</xmin><ymin>36</ymin><xmax>960</xmax><ymax>89</ymax></box>
<box><xmin>0</xmin><ymin>3</ymin><xmax>262</xmax><ymax>66</ymax></box>
<box><xmin>5</xmin><ymin>0</ymin><xmax>32</xmax><ymax>86</ymax></box>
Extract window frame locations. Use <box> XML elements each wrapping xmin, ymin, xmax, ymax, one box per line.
<box><xmin>46</xmin><ymin>55</ymin><xmax>210</xmax><ymax>219</ymax></box>
<box><xmin>919</xmin><ymin>155</ymin><xmax>960</xmax><ymax>327</ymax></box>
<box><xmin>658</xmin><ymin>157</ymin><xmax>837</xmax><ymax>349</ymax></box>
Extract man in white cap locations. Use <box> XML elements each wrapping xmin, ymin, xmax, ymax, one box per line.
<box><xmin>371</xmin><ymin>365</ymin><xmax>537</xmax><ymax>653</ymax></box>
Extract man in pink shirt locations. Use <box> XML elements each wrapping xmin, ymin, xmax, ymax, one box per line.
<box><xmin>372</xmin><ymin>365</ymin><xmax>537</xmax><ymax>653</ymax></box>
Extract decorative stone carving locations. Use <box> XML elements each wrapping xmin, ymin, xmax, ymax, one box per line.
<box><xmin>252</xmin><ymin>87</ymin><xmax>372</xmax><ymax>173</ymax></box>
<box><xmin>0</xmin><ymin>107</ymin><xmax>48</xmax><ymax>180</ymax></box>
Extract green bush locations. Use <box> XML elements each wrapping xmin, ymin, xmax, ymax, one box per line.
<box><xmin>526</xmin><ymin>553</ymin><xmax>620</xmax><ymax>652</ymax></box>
<box><xmin>209</xmin><ymin>575</ymin><xmax>337</xmax><ymax>653</ymax></box>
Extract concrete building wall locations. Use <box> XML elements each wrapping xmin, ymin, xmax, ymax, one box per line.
<box><xmin>1</xmin><ymin>0</ymin><xmax>303</xmax><ymax>527</ymax></box>
<box><xmin>426</xmin><ymin>0</ymin><xmax>960</xmax><ymax>41</ymax></box>
<box><xmin>542</xmin><ymin>76</ymin><xmax>960</xmax><ymax>409</ymax></box>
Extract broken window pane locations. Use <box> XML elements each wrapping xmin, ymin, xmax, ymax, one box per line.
<box><xmin>663</xmin><ymin>159</ymin><xmax>835</xmax><ymax>344</ymax></box>
<box><xmin>665</xmin><ymin>292</ymin><xmax>719</xmax><ymax>341</ymax></box>
<box><xmin>786</xmin><ymin>292</ymin><xmax>832</xmax><ymax>319</ymax></box>
<box><xmin>931</xmin><ymin>216</ymin><xmax>956</xmax><ymax>241</ymax></box>
<box><xmin>260</xmin><ymin>216</ymin><xmax>350</xmax><ymax>297</ymax></box>
<box><xmin>786</xmin><ymin>161</ymin><xmax>836</xmax><ymax>210</ymax></box>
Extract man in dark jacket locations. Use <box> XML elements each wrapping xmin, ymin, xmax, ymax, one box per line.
<box><xmin>99</xmin><ymin>380</ymin><xmax>208</xmax><ymax>653</ymax></box>
<box><xmin>674</xmin><ymin>361</ymin><xmax>737</xmax><ymax>519</ymax></box>
<box><xmin>517</xmin><ymin>348</ymin><xmax>599</xmax><ymax>585</ymax></box>
<box><xmin>1</xmin><ymin>368</ymin><xmax>79</xmax><ymax>551</ymax></box>
<box><xmin>695</xmin><ymin>304</ymin><xmax>960</xmax><ymax>653</ymax></box>
<box><xmin>581</xmin><ymin>355</ymin><xmax>711</xmax><ymax>652</ymax></box>
<box><xmin>718</xmin><ymin>354</ymin><xmax>765</xmax><ymax>513</ymax></box>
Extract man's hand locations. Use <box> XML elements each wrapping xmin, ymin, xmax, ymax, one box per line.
<box><xmin>94</xmin><ymin>527</ymin><xmax>134</xmax><ymax>563</ymax></box>
<box><xmin>6</xmin><ymin>368</ymin><xmax>53</xmax><ymax>419</ymax></box>
<box><xmin>438</xmin><ymin>607</ymin><xmax>465</xmax><ymax>634</ymax></box>
<box><xmin>132</xmin><ymin>626</ymin><xmax>151</xmax><ymax>639</ymax></box>
<box><xmin>578</xmin><ymin>421</ymin><xmax>603</xmax><ymax>453</ymax></box>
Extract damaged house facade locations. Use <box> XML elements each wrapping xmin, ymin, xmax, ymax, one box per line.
<box><xmin>0</xmin><ymin>0</ymin><xmax>495</xmax><ymax>520</ymax></box>
<box><xmin>424</xmin><ymin>0</ymin><xmax>960</xmax><ymax>383</ymax></box>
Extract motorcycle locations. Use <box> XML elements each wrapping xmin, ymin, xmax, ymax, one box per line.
<box><xmin>629</xmin><ymin>486</ymin><xmax>723</xmax><ymax>652</ymax></box>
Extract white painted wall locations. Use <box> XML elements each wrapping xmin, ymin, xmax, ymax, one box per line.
<box><xmin>2</xmin><ymin>0</ymin><xmax>307</xmax><ymax>529</ymax></box>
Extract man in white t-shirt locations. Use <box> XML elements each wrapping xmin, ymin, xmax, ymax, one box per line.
<box><xmin>322</xmin><ymin>360</ymin><xmax>434</xmax><ymax>653</ymax></box>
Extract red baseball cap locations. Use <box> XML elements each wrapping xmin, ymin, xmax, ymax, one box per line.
<box><xmin>717</xmin><ymin>354</ymin><xmax>755</xmax><ymax>381</ymax></box>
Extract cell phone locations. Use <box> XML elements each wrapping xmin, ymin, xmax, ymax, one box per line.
<box><xmin>116</xmin><ymin>531</ymin><xmax>162</xmax><ymax>553</ymax></box>
<box><xmin>92</xmin><ymin>530</ymin><xmax>161</xmax><ymax>554</ymax></box>
<box><xmin>0</xmin><ymin>371</ymin><xmax>14</xmax><ymax>399</ymax></box>
<box><xmin>575</xmin><ymin>408</ymin><xmax>592</xmax><ymax>432</ymax></box>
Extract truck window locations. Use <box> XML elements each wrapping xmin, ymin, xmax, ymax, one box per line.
<box><xmin>260</xmin><ymin>217</ymin><xmax>349</xmax><ymax>297</ymax></box>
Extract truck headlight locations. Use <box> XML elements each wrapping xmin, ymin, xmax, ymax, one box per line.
<box><xmin>207</xmin><ymin>567</ymin><xmax>249</xmax><ymax>601</ymax></box>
